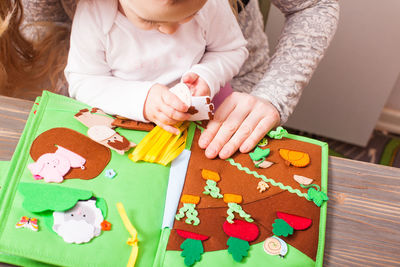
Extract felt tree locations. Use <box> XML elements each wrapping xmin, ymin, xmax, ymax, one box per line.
<box><xmin>223</xmin><ymin>194</ymin><xmax>253</xmax><ymax>224</ymax></box>
<box><xmin>201</xmin><ymin>169</ymin><xmax>223</xmax><ymax>199</ymax></box>
<box><xmin>175</xmin><ymin>194</ymin><xmax>201</xmax><ymax>225</ymax></box>
<box><xmin>176</xmin><ymin>229</ymin><xmax>209</xmax><ymax>266</ymax></box>
<box><xmin>223</xmin><ymin>219</ymin><xmax>259</xmax><ymax>262</ymax></box>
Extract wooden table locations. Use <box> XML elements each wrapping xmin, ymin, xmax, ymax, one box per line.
<box><xmin>1</xmin><ymin>95</ymin><xmax>400</xmax><ymax>266</ymax></box>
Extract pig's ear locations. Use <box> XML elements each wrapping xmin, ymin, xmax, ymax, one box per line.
<box><xmin>27</xmin><ymin>161</ymin><xmax>44</xmax><ymax>175</ymax></box>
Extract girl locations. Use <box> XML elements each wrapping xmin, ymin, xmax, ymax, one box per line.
<box><xmin>65</xmin><ymin>0</ymin><xmax>249</xmax><ymax>134</ymax></box>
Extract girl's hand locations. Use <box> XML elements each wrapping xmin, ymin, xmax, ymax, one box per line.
<box><xmin>144</xmin><ymin>83</ymin><xmax>190</xmax><ymax>135</ymax></box>
<box><xmin>198</xmin><ymin>92</ymin><xmax>280</xmax><ymax>159</ymax></box>
<box><xmin>182</xmin><ymin>73</ymin><xmax>211</xmax><ymax>96</ymax></box>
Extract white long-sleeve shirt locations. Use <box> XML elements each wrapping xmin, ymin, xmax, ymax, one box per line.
<box><xmin>65</xmin><ymin>0</ymin><xmax>248</xmax><ymax>121</ymax></box>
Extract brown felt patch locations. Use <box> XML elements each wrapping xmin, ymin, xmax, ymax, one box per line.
<box><xmin>166</xmin><ymin>130</ymin><xmax>323</xmax><ymax>260</ymax></box>
<box><xmin>112</xmin><ymin>118</ymin><xmax>155</xmax><ymax>131</ymax></box>
<box><xmin>30</xmin><ymin>127</ymin><xmax>111</xmax><ymax>180</ymax></box>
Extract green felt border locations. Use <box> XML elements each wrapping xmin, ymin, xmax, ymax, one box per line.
<box><xmin>285</xmin><ymin>133</ymin><xmax>329</xmax><ymax>267</ymax></box>
<box><xmin>0</xmin><ymin>95</ymin><xmax>45</xmax><ymax>237</ymax></box>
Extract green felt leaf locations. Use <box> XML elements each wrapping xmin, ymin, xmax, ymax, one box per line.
<box><xmin>267</xmin><ymin>126</ymin><xmax>288</xmax><ymax>139</ymax></box>
<box><xmin>95</xmin><ymin>197</ymin><xmax>108</xmax><ymax>218</ymax></box>
<box><xmin>272</xmin><ymin>219</ymin><xmax>294</xmax><ymax>237</ymax></box>
<box><xmin>249</xmin><ymin>147</ymin><xmax>270</xmax><ymax>161</ymax></box>
<box><xmin>227</xmin><ymin>237</ymin><xmax>250</xmax><ymax>262</ymax></box>
<box><xmin>180</xmin><ymin>238</ymin><xmax>204</xmax><ymax>266</ymax></box>
<box><xmin>308</xmin><ymin>187</ymin><xmax>329</xmax><ymax>207</ymax></box>
<box><xmin>18</xmin><ymin>182</ymin><xmax>93</xmax><ymax>213</ymax></box>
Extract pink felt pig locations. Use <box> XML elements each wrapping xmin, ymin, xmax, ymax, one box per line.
<box><xmin>28</xmin><ymin>146</ymin><xmax>86</xmax><ymax>183</ymax></box>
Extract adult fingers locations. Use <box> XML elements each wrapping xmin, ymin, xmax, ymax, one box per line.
<box><xmin>198</xmin><ymin>93</ymin><xmax>238</xmax><ymax>149</ymax></box>
<box><xmin>239</xmin><ymin>109</ymin><xmax>280</xmax><ymax>153</ymax></box>
<box><xmin>204</xmin><ymin>99</ymin><xmax>251</xmax><ymax>159</ymax></box>
<box><xmin>218</xmin><ymin>110</ymin><xmax>263</xmax><ymax>159</ymax></box>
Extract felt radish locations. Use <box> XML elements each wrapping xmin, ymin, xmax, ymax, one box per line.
<box><xmin>223</xmin><ymin>219</ymin><xmax>259</xmax><ymax>262</ymax></box>
<box><xmin>276</xmin><ymin>212</ymin><xmax>312</xmax><ymax>230</ymax></box>
<box><xmin>176</xmin><ymin>229</ymin><xmax>209</xmax><ymax>266</ymax></box>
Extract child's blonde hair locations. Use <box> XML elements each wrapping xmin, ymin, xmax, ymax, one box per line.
<box><xmin>0</xmin><ymin>0</ymin><xmax>242</xmax><ymax>98</ymax></box>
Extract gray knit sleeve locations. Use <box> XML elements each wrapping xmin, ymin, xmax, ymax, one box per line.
<box><xmin>233</xmin><ymin>0</ymin><xmax>339</xmax><ymax>123</ymax></box>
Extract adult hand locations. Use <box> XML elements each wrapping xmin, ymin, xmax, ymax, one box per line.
<box><xmin>198</xmin><ymin>92</ymin><xmax>280</xmax><ymax>159</ymax></box>
<box><xmin>144</xmin><ymin>83</ymin><xmax>190</xmax><ymax>135</ymax></box>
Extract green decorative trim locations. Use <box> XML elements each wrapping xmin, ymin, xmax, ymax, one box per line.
<box><xmin>267</xmin><ymin>126</ymin><xmax>288</xmax><ymax>139</ymax></box>
<box><xmin>153</xmin><ymin>228</ymin><xmax>171</xmax><ymax>267</ymax></box>
<box><xmin>226</xmin><ymin>158</ymin><xmax>309</xmax><ymax>200</ymax></box>
<box><xmin>175</xmin><ymin>203</ymin><xmax>200</xmax><ymax>226</ymax></box>
<box><xmin>226</xmin><ymin>203</ymin><xmax>253</xmax><ymax>223</ymax></box>
<box><xmin>203</xmin><ymin>180</ymin><xmax>223</xmax><ymax>199</ymax></box>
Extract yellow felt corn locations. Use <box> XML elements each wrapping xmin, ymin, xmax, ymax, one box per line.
<box><xmin>129</xmin><ymin>122</ymin><xmax>189</xmax><ymax>166</ymax></box>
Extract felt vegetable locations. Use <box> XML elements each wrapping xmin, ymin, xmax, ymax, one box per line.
<box><xmin>279</xmin><ymin>149</ymin><xmax>310</xmax><ymax>167</ymax></box>
<box><xmin>176</xmin><ymin>229</ymin><xmax>209</xmax><ymax>266</ymax></box>
<box><xmin>293</xmin><ymin>175</ymin><xmax>313</xmax><ymax>185</ymax></box>
<box><xmin>253</xmin><ymin>160</ymin><xmax>274</xmax><ymax>169</ymax></box>
<box><xmin>277</xmin><ymin>212</ymin><xmax>312</xmax><ymax>230</ymax></box>
<box><xmin>267</xmin><ymin>126</ymin><xmax>288</xmax><ymax>139</ymax></box>
<box><xmin>201</xmin><ymin>169</ymin><xmax>223</xmax><ymax>199</ymax></box>
<box><xmin>263</xmin><ymin>236</ymin><xmax>288</xmax><ymax>257</ymax></box>
<box><xmin>301</xmin><ymin>184</ymin><xmax>329</xmax><ymax>207</ymax></box>
<box><xmin>175</xmin><ymin>195</ymin><xmax>201</xmax><ymax>225</ymax></box>
<box><xmin>223</xmin><ymin>219</ymin><xmax>259</xmax><ymax>262</ymax></box>
<box><xmin>129</xmin><ymin>121</ymin><xmax>190</xmax><ymax>166</ymax></box>
<box><xmin>223</xmin><ymin>194</ymin><xmax>253</xmax><ymax>223</ymax></box>
<box><xmin>272</xmin><ymin>219</ymin><xmax>293</xmax><ymax>237</ymax></box>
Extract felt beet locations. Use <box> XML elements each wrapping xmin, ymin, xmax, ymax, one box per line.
<box><xmin>176</xmin><ymin>230</ymin><xmax>209</xmax><ymax>266</ymax></box>
<box><xmin>176</xmin><ymin>229</ymin><xmax>209</xmax><ymax>241</ymax></box>
<box><xmin>223</xmin><ymin>219</ymin><xmax>259</xmax><ymax>262</ymax></box>
<box><xmin>276</xmin><ymin>212</ymin><xmax>312</xmax><ymax>230</ymax></box>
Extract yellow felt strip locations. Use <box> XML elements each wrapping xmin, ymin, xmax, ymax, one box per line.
<box><xmin>116</xmin><ymin>202</ymin><xmax>139</xmax><ymax>267</ymax></box>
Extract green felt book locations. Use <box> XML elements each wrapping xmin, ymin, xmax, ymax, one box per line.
<box><xmin>0</xmin><ymin>91</ymin><xmax>328</xmax><ymax>267</ymax></box>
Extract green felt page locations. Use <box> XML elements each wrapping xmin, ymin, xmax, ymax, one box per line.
<box><xmin>0</xmin><ymin>91</ymin><xmax>187</xmax><ymax>267</ymax></box>
<box><xmin>154</xmin><ymin>133</ymin><xmax>329</xmax><ymax>267</ymax></box>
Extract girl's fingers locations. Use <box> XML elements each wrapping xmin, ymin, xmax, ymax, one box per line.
<box><xmin>162</xmin><ymin>90</ymin><xmax>188</xmax><ymax>112</ymax></box>
<box><xmin>156</xmin><ymin>122</ymin><xmax>180</xmax><ymax>135</ymax></box>
<box><xmin>182</xmin><ymin>72</ymin><xmax>199</xmax><ymax>84</ymax></box>
<box><xmin>156</xmin><ymin>111</ymin><xmax>179</xmax><ymax>126</ymax></box>
<box><xmin>160</xmin><ymin>101</ymin><xmax>190</xmax><ymax>121</ymax></box>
